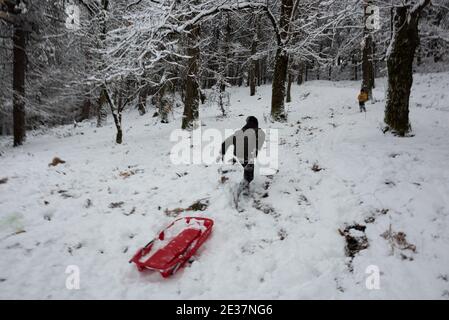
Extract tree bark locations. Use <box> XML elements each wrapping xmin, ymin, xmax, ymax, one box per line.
<box><xmin>137</xmin><ymin>83</ymin><xmax>147</xmax><ymax>116</ymax></box>
<box><xmin>385</xmin><ymin>2</ymin><xmax>430</xmax><ymax>136</ymax></box>
<box><xmin>13</xmin><ymin>25</ymin><xmax>26</xmax><ymax>146</ymax></box>
<box><xmin>372</xmin><ymin>41</ymin><xmax>376</xmax><ymax>88</ymax></box>
<box><xmin>249</xmin><ymin>35</ymin><xmax>257</xmax><ymax>96</ymax></box>
<box><xmin>255</xmin><ymin>58</ymin><xmax>261</xmax><ymax>87</ymax></box>
<box><xmin>114</xmin><ymin>92</ymin><xmax>123</xmax><ymax>144</ymax></box>
<box><xmin>237</xmin><ymin>66</ymin><xmax>243</xmax><ymax>87</ymax></box>
<box><xmin>271</xmin><ymin>48</ymin><xmax>289</xmax><ymax>121</ymax></box>
<box><xmin>159</xmin><ymin>83</ymin><xmax>170</xmax><ymax>123</ymax></box>
<box><xmin>97</xmin><ymin>88</ymin><xmax>108</xmax><ymax>127</ymax></box>
<box><xmin>352</xmin><ymin>54</ymin><xmax>358</xmax><ymax>81</ymax></box>
<box><xmin>104</xmin><ymin>87</ymin><xmax>123</xmax><ymax>144</ymax></box>
<box><xmin>270</xmin><ymin>0</ymin><xmax>293</xmax><ymax>122</ymax></box>
<box><xmin>297</xmin><ymin>64</ymin><xmax>303</xmax><ymax>85</ymax></box>
<box><xmin>96</xmin><ymin>0</ymin><xmax>109</xmax><ymax>127</ymax></box>
<box><xmin>261</xmin><ymin>58</ymin><xmax>267</xmax><ymax>84</ymax></box>
<box><xmin>361</xmin><ymin>0</ymin><xmax>375</xmax><ymax>99</ymax></box>
<box><xmin>286</xmin><ymin>72</ymin><xmax>293</xmax><ymax>103</ymax></box>
<box><xmin>81</xmin><ymin>97</ymin><xmax>92</xmax><ymax>121</ymax></box>
<box><xmin>305</xmin><ymin>64</ymin><xmax>308</xmax><ymax>82</ymax></box>
<box><xmin>182</xmin><ymin>23</ymin><xmax>200</xmax><ymax>130</ymax></box>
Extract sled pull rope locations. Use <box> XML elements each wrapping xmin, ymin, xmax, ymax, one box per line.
<box><xmin>128</xmin><ymin>240</ymin><xmax>154</xmax><ymax>263</ymax></box>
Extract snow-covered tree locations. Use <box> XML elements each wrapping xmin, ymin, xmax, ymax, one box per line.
<box><xmin>384</xmin><ymin>0</ymin><xmax>431</xmax><ymax>136</ymax></box>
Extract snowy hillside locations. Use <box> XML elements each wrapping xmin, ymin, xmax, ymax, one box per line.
<box><xmin>1</xmin><ymin>72</ymin><xmax>449</xmax><ymax>299</ymax></box>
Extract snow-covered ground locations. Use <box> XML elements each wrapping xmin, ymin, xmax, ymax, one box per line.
<box><xmin>1</xmin><ymin>72</ymin><xmax>449</xmax><ymax>299</ymax></box>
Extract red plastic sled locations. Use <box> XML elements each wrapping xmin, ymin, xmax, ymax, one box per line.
<box><xmin>129</xmin><ymin>217</ymin><xmax>214</xmax><ymax>277</ymax></box>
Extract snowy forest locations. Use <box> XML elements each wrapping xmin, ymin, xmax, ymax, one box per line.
<box><xmin>1</xmin><ymin>0</ymin><xmax>449</xmax><ymax>300</ymax></box>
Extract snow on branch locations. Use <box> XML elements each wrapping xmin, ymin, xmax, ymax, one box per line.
<box><xmin>177</xmin><ymin>1</ymin><xmax>281</xmax><ymax>45</ymax></box>
<box><xmin>410</xmin><ymin>0</ymin><xmax>431</xmax><ymax>15</ymax></box>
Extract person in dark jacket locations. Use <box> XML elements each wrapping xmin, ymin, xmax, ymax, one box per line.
<box><xmin>220</xmin><ymin>116</ymin><xmax>266</xmax><ymax>188</ymax></box>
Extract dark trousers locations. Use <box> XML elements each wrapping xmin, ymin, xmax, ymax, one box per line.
<box><xmin>243</xmin><ymin>163</ymin><xmax>254</xmax><ymax>183</ymax></box>
<box><xmin>359</xmin><ymin>101</ymin><xmax>366</xmax><ymax>112</ymax></box>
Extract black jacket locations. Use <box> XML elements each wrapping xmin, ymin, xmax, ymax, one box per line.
<box><xmin>221</xmin><ymin>122</ymin><xmax>265</xmax><ymax>165</ymax></box>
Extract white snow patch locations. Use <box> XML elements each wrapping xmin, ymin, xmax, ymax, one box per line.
<box><xmin>0</xmin><ymin>72</ymin><xmax>449</xmax><ymax>299</ymax></box>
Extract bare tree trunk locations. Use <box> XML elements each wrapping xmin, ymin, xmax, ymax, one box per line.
<box><xmin>361</xmin><ymin>0</ymin><xmax>375</xmax><ymax>99</ymax></box>
<box><xmin>372</xmin><ymin>41</ymin><xmax>376</xmax><ymax>88</ymax></box>
<box><xmin>159</xmin><ymin>82</ymin><xmax>171</xmax><ymax>123</ymax></box>
<box><xmin>271</xmin><ymin>48</ymin><xmax>289</xmax><ymax>121</ymax></box>
<box><xmin>249</xmin><ymin>35</ymin><xmax>257</xmax><ymax>96</ymax></box>
<box><xmin>96</xmin><ymin>0</ymin><xmax>109</xmax><ymax>127</ymax></box>
<box><xmin>137</xmin><ymin>83</ymin><xmax>147</xmax><ymax>116</ymax></box>
<box><xmin>261</xmin><ymin>58</ymin><xmax>267</xmax><ymax>84</ymax></box>
<box><xmin>286</xmin><ymin>72</ymin><xmax>293</xmax><ymax>103</ymax></box>
<box><xmin>297</xmin><ymin>63</ymin><xmax>303</xmax><ymax>85</ymax></box>
<box><xmin>255</xmin><ymin>18</ymin><xmax>263</xmax><ymax>87</ymax></box>
<box><xmin>81</xmin><ymin>17</ymin><xmax>93</xmax><ymax>123</ymax></box>
<box><xmin>182</xmin><ymin>23</ymin><xmax>200</xmax><ymax>130</ymax></box>
<box><xmin>13</xmin><ymin>26</ymin><xmax>26</xmax><ymax>146</ymax></box>
<box><xmin>237</xmin><ymin>66</ymin><xmax>243</xmax><ymax>87</ymax></box>
<box><xmin>352</xmin><ymin>54</ymin><xmax>358</xmax><ymax>81</ymax></box>
<box><xmin>249</xmin><ymin>14</ymin><xmax>259</xmax><ymax>96</ymax></box>
<box><xmin>104</xmin><ymin>87</ymin><xmax>123</xmax><ymax>144</ymax></box>
<box><xmin>385</xmin><ymin>1</ymin><xmax>430</xmax><ymax>136</ymax></box>
<box><xmin>271</xmin><ymin>0</ymin><xmax>293</xmax><ymax>121</ymax></box>
<box><xmin>305</xmin><ymin>64</ymin><xmax>308</xmax><ymax>82</ymax></box>
<box><xmin>215</xmin><ymin>17</ymin><xmax>228</xmax><ymax>117</ymax></box>
<box><xmin>255</xmin><ymin>58</ymin><xmax>261</xmax><ymax>87</ymax></box>
<box><xmin>97</xmin><ymin>88</ymin><xmax>108</xmax><ymax>127</ymax></box>
<box><xmin>114</xmin><ymin>92</ymin><xmax>123</xmax><ymax>144</ymax></box>
<box><xmin>81</xmin><ymin>97</ymin><xmax>92</xmax><ymax>120</ymax></box>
